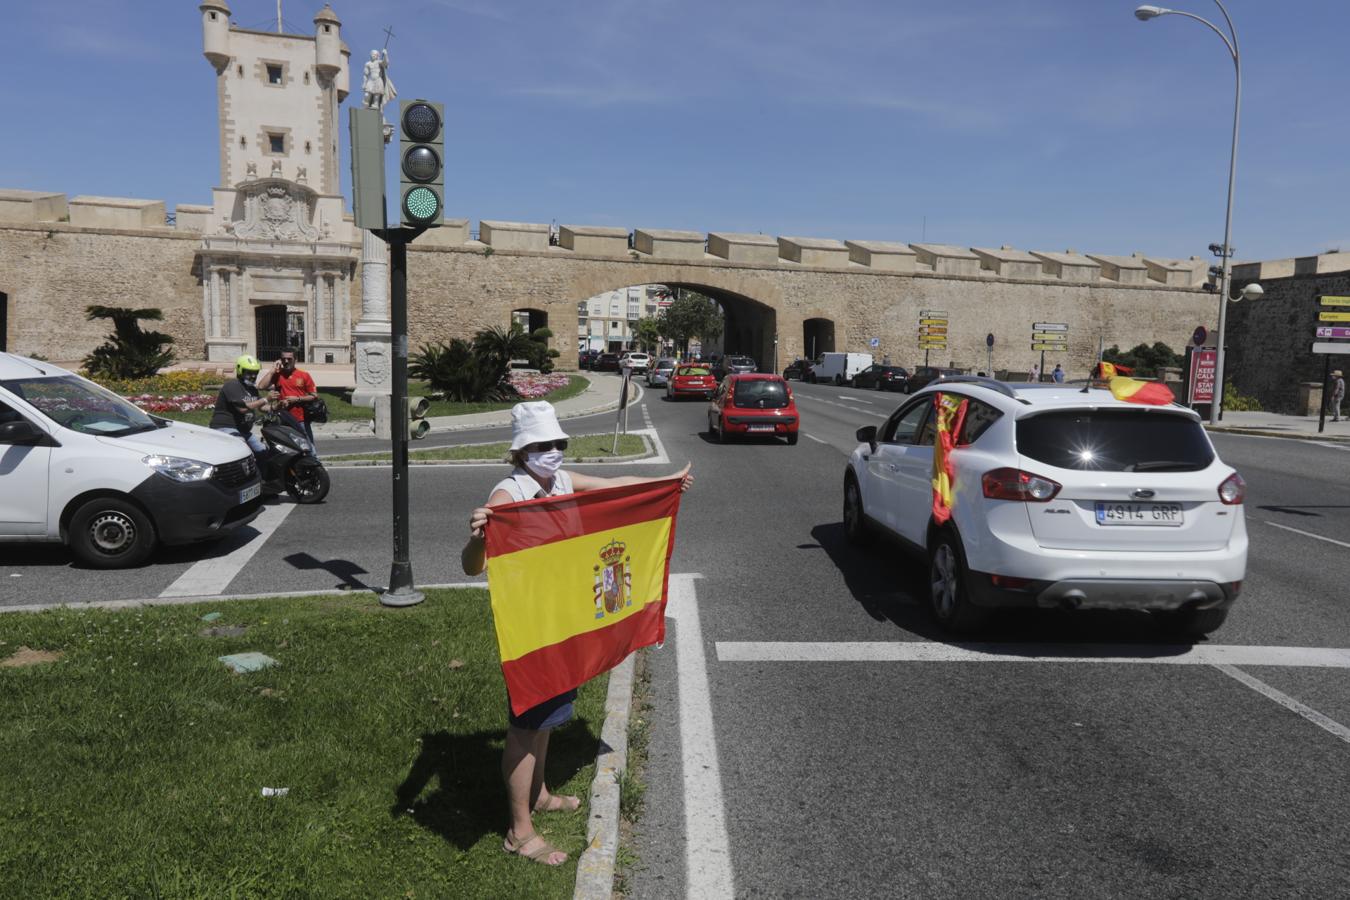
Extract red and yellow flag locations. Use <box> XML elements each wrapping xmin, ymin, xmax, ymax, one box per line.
<box><xmin>1096</xmin><ymin>361</ymin><xmax>1175</xmax><ymax>405</ymax></box>
<box><xmin>931</xmin><ymin>392</ymin><xmax>968</xmax><ymax>525</ymax></box>
<box><xmin>484</xmin><ymin>478</ymin><xmax>682</xmax><ymax>715</ymax></box>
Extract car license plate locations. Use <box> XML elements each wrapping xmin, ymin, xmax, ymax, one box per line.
<box><xmin>747</xmin><ymin>424</ymin><xmax>774</xmax><ymax>432</ymax></box>
<box><xmin>239</xmin><ymin>483</ymin><xmax>261</xmax><ymax>504</ymax></box>
<box><xmin>1095</xmin><ymin>501</ymin><xmax>1183</xmax><ymax>526</ymax></box>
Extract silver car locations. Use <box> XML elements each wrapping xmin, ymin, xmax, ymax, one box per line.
<box><xmin>646</xmin><ymin>358</ymin><xmax>677</xmax><ymax>386</ymax></box>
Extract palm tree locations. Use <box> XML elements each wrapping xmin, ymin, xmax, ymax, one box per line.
<box><xmin>472</xmin><ymin>323</ymin><xmax>535</xmax><ymax>372</ymax></box>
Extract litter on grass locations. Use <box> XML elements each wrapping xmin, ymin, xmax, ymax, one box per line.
<box><xmin>261</xmin><ymin>787</ymin><xmax>290</xmax><ymax>798</ymax></box>
<box><xmin>200</xmin><ymin>612</ymin><xmax>223</xmax><ymax>622</ymax></box>
<box><xmin>218</xmin><ymin>652</ymin><xmax>278</xmax><ymax>674</ymax></box>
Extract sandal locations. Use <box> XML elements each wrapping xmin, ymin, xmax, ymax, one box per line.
<box><xmin>533</xmin><ymin>793</ymin><xmax>581</xmax><ymax>813</ymax></box>
<box><xmin>503</xmin><ymin>829</ymin><xmax>567</xmax><ymax>866</ymax></box>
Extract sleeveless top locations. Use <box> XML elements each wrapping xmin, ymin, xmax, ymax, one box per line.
<box><xmin>490</xmin><ymin>467</ymin><xmax>574</xmax><ymax>502</ymax></box>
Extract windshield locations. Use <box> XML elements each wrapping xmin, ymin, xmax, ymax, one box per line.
<box><xmin>1</xmin><ymin>375</ymin><xmax>160</xmax><ymax>437</ymax></box>
<box><xmin>733</xmin><ymin>380</ymin><xmax>789</xmax><ymax>409</ymax></box>
<box><xmin>1016</xmin><ymin>410</ymin><xmax>1214</xmax><ymax>472</ymax></box>
<box><xmin>678</xmin><ymin>367</ymin><xmax>711</xmax><ymax>376</ymax></box>
<box><xmin>730</xmin><ymin>357</ymin><xmax>755</xmax><ymax>367</ymax></box>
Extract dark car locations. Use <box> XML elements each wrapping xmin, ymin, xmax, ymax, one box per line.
<box><xmin>713</xmin><ymin>355</ymin><xmax>757</xmax><ymax>381</ymax></box>
<box><xmin>578</xmin><ymin>349</ymin><xmax>600</xmax><ymax>370</ymax></box>
<box><xmin>904</xmin><ymin>366</ymin><xmax>964</xmax><ymax>393</ymax></box>
<box><xmin>596</xmin><ymin>353</ymin><xmax>621</xmax><ymax>372</ymax></box>
<box><xmin>782</xmin><ymin>358</ymin><xmax>817</xmax><ymax>381</ymax></box>
<box><xmin>852</xmin><ymin>364</ymin><xmax>911</xmax><ymax>392</ymax></box>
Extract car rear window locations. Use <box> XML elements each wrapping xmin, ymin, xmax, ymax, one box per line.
<box><xmin>732</xmin><ymin>380</ymin><xmax>789</xmax><ymax>408</ymax></box>
<box><xmin>678</xmin><ymin>367</ymin><xmax>711</xmax><ymax>376</ymax></box>
<box><xmin>1016</xmin><ymin>410</ymin><xmax>1214</xmax><ymax>472</ymax></box>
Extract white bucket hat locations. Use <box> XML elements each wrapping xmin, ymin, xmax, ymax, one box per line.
<box><xmin>509</xmin><ymin>401</ymin><xmax>570</xmax><ymax>451</ymax></box>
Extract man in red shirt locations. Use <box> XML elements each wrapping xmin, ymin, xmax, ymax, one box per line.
<box><xmin>259</xmin><ymin>351</ymin><xmax>319</xmax><ymax>453</ymax></box>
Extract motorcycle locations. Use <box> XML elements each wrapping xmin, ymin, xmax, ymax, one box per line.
<box><xmin>258</xmin><ymin>410</ymin><xmax>330</xmax><ymax>504</ymax></box>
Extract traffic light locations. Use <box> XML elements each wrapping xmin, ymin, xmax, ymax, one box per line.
<box><xmin>348</xmin><ymin>107</ymin><xmax>386</xmax><ymax>230</ymax></box>
<box><xmin>399</xmin><ymin>99</ymin><xmax>444</xmax><ymax>228</ymax></box>
<box><xmin>404</xmin><ymin>396</ymin><xmax>430</xmax><ymax>441</ymax></box>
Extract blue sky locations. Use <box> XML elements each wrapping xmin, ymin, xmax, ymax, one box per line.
<box><xmin>3</xmin><ymin>0</ymin><xmax>1346</xmax><ymax>261</ymax></box>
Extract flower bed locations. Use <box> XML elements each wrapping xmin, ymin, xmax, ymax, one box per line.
<box><xmin>125</xmin><ymin>393</ymin><xmax>217</xmax><ymax>413</ymax></box>
<box><xmin>508</xmin><ymin>372</ymin><xmax>570</xmax><ymax>399</ymax></box>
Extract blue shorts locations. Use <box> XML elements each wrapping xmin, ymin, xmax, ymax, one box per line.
<box><xmin>508</xmin><ymin>688</ymin><xmax>577</xmax><ymax>731</ymax></box>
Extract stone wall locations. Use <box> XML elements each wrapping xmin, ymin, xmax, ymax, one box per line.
<box><xmin>0</xmin><ymin>222</ymin><xmax>202</xmax><ymax>361</ymax></box>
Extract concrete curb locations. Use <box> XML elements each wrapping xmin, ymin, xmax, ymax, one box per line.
<box><xmin>574</xmin><ymin>652</ymin><xmax>635</xmax><ymax>900</ymax></box>
<box><xmin>1205</xmin><ymin>425</ymin><xmax>1350</xmax><ymax>445</ymax></box>
<box><xmin>323</xmin><ymin>435</ymin><xmax>654</xmax><ymax>468</ymax></box>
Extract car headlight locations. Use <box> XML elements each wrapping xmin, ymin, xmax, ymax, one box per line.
<box><xmin>142</xmin><ymin>454</ymin><xmax>215</xmax><ymax>482</ymax></box>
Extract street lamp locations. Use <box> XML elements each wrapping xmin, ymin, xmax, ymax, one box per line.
<box><xmin>1135</xmin><ymin>1</ymin><xmax>1243</xmax><ymax>424</ymax></box>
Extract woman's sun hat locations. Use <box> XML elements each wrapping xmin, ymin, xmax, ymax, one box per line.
<box><xmin>509</xmin><ymin>401</ymin><xmax>570</xmax><ymax>451</ymax></box>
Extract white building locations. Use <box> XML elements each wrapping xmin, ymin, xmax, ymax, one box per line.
<box><xmin>577</xmin><ymin>284</ymin><xmax>670</xmax><ymax>352</ymax></box>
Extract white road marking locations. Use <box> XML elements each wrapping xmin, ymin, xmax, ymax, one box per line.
<box><xmin>158</xmin><ymin>503</ymin><xmax>296</xmax><ymax>598</ymax></box>
<box><xmin>803</xmin><ymin>433</ymin><xmax>829</xmax><ymax>445</ymax></box>
<box><xmin>1215</xmin><ymin>663</ymin><xmax>1350</xmax><ymax>745</ymax></box>
<box><xmin>1262</xmin><ymin>520</ymin><xmax>1350</xmax><ymax>550</ymax></box>
<box><xmin>667</xmin><ymin>574</ymin><xmax>734</xmax><ymax>899</ymax></box>
<box><xmin>794</xmin><ymin>394</ymin><xmax>887</xmax><ymax>418</ymax></box>
<box><xmin>716</xmin><ymin>641</ymin><xmax>1350</xmax><ymax>667</ymax></box>
<box><xmin>837</xmin><ymin>394</ymin><xmax>873</xmax><ymax>404</ymax></box>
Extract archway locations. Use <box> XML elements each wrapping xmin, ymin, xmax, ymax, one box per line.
<box><xmin>666</xmin><ymin>284</ymin><xmax>778</xmax><ymax>372</ymax></box>
<box><xmin>802</xmin><ymin>318</ymin><xmax>835</xmax><ymax>360</ymax></box>
<box><xmin>511</xmin><ymin>307</ymin><xmax>548</xmax><ymax>335</ymax></box>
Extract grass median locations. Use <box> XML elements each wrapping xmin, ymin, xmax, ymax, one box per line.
<box><xmin>0</xmin><ymin>590</ymin><xmax>604</xmax><ymax>898</ymax></box>
<box><xmin>328</xmin><ymin>432</ymin><xmax>648</xmax><ymax>464</ymax></box>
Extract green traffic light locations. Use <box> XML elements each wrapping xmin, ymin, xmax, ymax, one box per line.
<box><xmin>403</xmin><ymin>186</ymin><xmax>440</xmax><ymax>223</ymax></box>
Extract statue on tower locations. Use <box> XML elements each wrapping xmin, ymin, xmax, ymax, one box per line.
<box><xmin>362</xmin><ymin>49</ymin><xmax>396</xmax><ymax>112</ymax></box>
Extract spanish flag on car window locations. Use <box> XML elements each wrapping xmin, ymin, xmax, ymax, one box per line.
<box><xmin>931</xmin><ymin>392</ymin><xmax>969</xmax><ymax>525</ymax></box>
<box><xmin>484</xmin><ymin>478</ymin><xmax>682</xmax><ymax>715</ymax></box>
<box><xmin>1096</xmin><ymin>362</ymin><xmax>1175</xmax><ymax>406</ymax></box>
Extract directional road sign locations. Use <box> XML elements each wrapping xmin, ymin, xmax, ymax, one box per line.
<box><xmin>1032</xmin><ymin>322</ymin><xmax>1068</xmax><ymax>332</ymax></box>
<box><xmin>1312</xmin><ymin>342</ymin><xmax>1350</xmax><ymax>355</ymax></box>
<box><xmin>869</xmin><ymin>337</ymin><xmax>880</xmax><ymax>348</ymax></box>
<box><xmin>920</xmin><ymin>326</ymin><xmax>948</xmax><ymax>335</ymax></box>
<box><xmin>921</xmin><ymin>309</ymin><xmax>949</xmax><ymax>317</ymax></box>
<box><xmin>1320</xmin><ymin>296</ymin><xmax>1350</xmax><ymax>307</ymax></box>
<box><xmin>1318</xmin><ymin>311</ymin><xmax>1350</xmax><ymax>322</ymax></box>
<box><xmin>920</xmin><ymin>318</ymin><xmax>948</xmax><ymax>326</ymax></box>
<box><xmin>1315</xmin><ymin>326</ymin><xmax>1350</xmax><ymax>338</ymax></box>
<box><xmin>1032</xmin><ymin>343</ymin><xmax>1068</xmax><ymax>352</ymax></box>
<box><xmin>1032</xmin><ymin>332</ymin><xmax>1067</xmax><ymax>341</ymax></box>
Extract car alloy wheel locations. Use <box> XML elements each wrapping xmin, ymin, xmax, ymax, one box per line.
<box><xmin>931</xmin><ymin>542</ymin><xmax>960</xmax><ymax>620</ymax></box>
<box><xmin>843</xmin><ymin>476</ymin><xmax>868</xmax><ymax>545</ymax></box>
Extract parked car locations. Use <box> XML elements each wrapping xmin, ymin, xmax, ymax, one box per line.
<box><xmin>647</xmin><ymin>358</ymin><xmax>677</xmax><ymax>387</ymax></box>
<box><xmin>578</xmin><ymin>349</ymin><xmax>600</xmax><ymax>370</ymax></box>
<box><xmin>667</xmin><ymin>364</ymin><xmax>718</xmax><ymax>400</ymax></box>
<box><xmin>903</xmin><ymin>366</ymin><xmax>964</xmax><ymax>393</ymax></box>
<box><xmin>811</xmin><ymin>352</ymin><xmax>872</xmax><ymax>385</ymax></box>
<box><xmin>782</xmin><ymin>358</ymin><xmax>818</xmax><ymax>381</ymax></box>
<box><xmin>0</xmin><ymin>353</ymin><xmax>264</xmax><ymax>568</ymax></box>
<box><xmin>852</xmin><ymin>364</ymin><xmax>911</xmax><ymax>392</ymax></box>
<box><xmin>713</xmin><ymin>355</ymin><xmax>757</xmax><ymax>381</ymax></box>
<box><xmin>707</xmin><ymin>374</ymin><xmax>799</xmax><ymax>445</ymax></box>
<box><xmin>620</xmin><ymin>351</ymin><xmax>651</xmax><ymax>373</ymax></box>
<box><xmin>595</xmin><ymin>353</ymin><xmax>621</xmax><ymax>372</ymax></box>
<box><xmin>843</xmin><ymin>376</ymin><xmax>1246</xmax><ymax>636</ymax></box>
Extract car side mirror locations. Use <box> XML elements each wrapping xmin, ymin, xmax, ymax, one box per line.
<box><xmin>0</xmin><ymin>419</ymin><xmax>49</xmax><ymax>446</ymax></box>
<box><xmin>856</xmin><ymin>425</ymin><xmax>877</xmax><ymax>452</ymax></box>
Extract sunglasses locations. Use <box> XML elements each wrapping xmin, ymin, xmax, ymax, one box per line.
<box><xmin>526</xmin><ymin>440</ymin><xmax>568</xmax><ymax>451</ymax></box>
<box><xmin>280</xmin><ymin>357</ymin><xmax>296</xmax><ymax>364</ymax></box>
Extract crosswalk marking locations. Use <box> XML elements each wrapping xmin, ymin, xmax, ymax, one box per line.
<box><xmin>158</xmin><ymin>502</ymin><xmax>296</xmax><ymax>598</ymax></box>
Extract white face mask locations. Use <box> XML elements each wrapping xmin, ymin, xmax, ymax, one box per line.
<box><xmin>526</xmin><ymin>449</ymin><xmax>564</xmax><ymax>477</ymax></box>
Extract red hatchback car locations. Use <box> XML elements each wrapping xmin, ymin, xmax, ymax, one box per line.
<box><xmin>707</xmin><ymin>374</ymin><xmax>800</xmax><ymax>445</ymax></box>
<box><xmin>667</xmin><ymin>364</ymin><xmax>718</xmax><ymax>400</ymax></box>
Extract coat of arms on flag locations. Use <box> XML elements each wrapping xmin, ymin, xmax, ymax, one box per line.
<box><xmin>484</xmin><ymin>477</ymin><xmax>683</xmax><ymax>715</ymax></box>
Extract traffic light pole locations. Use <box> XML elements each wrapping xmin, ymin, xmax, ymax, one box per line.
<box><xmin>376</xmin><ymin>225</ymin><xmax>426</xmax><ymax>607</ymax></box>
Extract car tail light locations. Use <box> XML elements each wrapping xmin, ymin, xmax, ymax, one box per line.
<box><xmin>1218</xmin><ymin>472</ymin><xmax>1246</xmax><ymax>505</ymax></box>
<box><xmin>982</xmin><ymin>467</ymin><xmax>1061</xmax><ymax>502</ymax></box>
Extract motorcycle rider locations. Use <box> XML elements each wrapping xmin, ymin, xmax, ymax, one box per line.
<box><xmin>209</xmin><ymin>355</ymin><xmax>277</xmax><ymax>456</ymax></box>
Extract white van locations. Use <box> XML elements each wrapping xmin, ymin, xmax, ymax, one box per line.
<box><xmin>0</xmin><ymin>354</ymin><xmax>264</xmax><ymax>568</ymax></box>
<box><xmin>811</xmin><ymin>352</ymin><xmax>873</xmax><ymax>385</ymax></box>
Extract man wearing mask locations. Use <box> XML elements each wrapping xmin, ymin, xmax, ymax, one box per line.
<box><xmin>209</xmin><ymin>355</ymin><xmax>275</xmax><ymax>455</ymax></box>
<box><xmin>259</xmin><ymin>351</ymin><xmax>319</xmax><ymax>451</ymax></box>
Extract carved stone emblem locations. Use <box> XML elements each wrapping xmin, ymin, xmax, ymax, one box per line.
<box><xmin>232</xmin><ymin>180</ymin><xmax>319</xmax><ymax>242</ymax></box>
<box><xmin>358</xmin><ymin>345</ymin><xmax>390</xmax><ymax>386</ymax></box>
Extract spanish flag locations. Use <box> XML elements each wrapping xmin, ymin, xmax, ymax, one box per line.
<box><xmin>484</xmin><ymin>478</ymin><xmax>682</xmax><ymax>715</ymax></box>
<box><xmin>931</xmin><ymin>392</ymin><xmax>968</xmax><ymax>525</ymax></box>
<box><xmin>1096</xmin><ymin>362</ymin><xmax>1175</xmax><ymax>406</ymax></box>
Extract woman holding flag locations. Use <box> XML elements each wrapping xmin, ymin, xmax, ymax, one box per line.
<box><xmin>462</xmin><ymin>400</ymin><xmax>693</xmax><ymax>867</ymax></box>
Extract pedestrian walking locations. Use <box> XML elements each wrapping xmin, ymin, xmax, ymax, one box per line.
<box><xmin>259</xmin><ymin>351</ymin><xmax>320</xmax><ymax>454</ymax></box>
<box><xmin>1052</xmin><ymin>364</ymin><xmax>1065</xmax><ymax>384</ymax></box>
<box><xmin>1331</xmin><ymin>369</ymin><xmax>1346</xmax><ymax>422</ymax></box>
<box><xmin>461</xmin><ymin>401</ymin><xmax>693</xmax><ymax>867</ymax></box>
<box><xmin>1029</xmin><ymin>362</ymin><xmax>1040</xmax><ymax>383</ymax></box>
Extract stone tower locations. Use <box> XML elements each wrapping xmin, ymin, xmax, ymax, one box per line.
<box><xmin>194</xmin><ymin>1</ymin><xmax>356</xmax><ymax>364</ymax></box>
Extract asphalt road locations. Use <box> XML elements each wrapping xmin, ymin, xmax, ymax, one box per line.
<box><xmin>4</xmin><ymin>377</ymin><xmax>1350</xmax><ymax>897</ymax></box>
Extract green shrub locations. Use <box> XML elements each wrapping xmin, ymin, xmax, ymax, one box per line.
<box><xmin>1101</xmin><ymin>342</ymin><xmax>1183</xmax><ymax>377</ymax></box>
<box><xmin>409</xmin><ymin>339</ymin><xmax>515</xmax><ymax>403</ymax></box>
<box><xmin>1221</xmin><ymin>380</ymin><xmax>1262</xmax><ymax>411</ymax></box>
<box><xmin>81</xmin><ymin>306</ymin><xmax>175</xmax><ymax>379</ymax></box>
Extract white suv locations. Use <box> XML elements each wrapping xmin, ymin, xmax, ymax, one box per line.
<box><xmin>843</xmin><ymin>377</ymin><xmax>1247</xmax><ymax>636</ymax></box>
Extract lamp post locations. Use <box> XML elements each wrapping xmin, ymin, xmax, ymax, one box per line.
<box><xmin>1135</xmin><ymin>2</ymin><xmax>1243</xmax><ymax>424</ymax></box>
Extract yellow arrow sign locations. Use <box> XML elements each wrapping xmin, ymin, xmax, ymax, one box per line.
<box><xmin>919</xmin><ymin>326</ymin><xmax>948</xmax><ymax>335</ymax></box>
<box><xmin>1032</xmin><ymin>332</ymin><xmax>1068</xmax><ymax>341</ymax></box>
<box><xmin>1031</xmin><ymin>343</ymin><xmax>1069</xmax><ymax>351</ymax></box>
<box><xmin>1319</xmin><ymin>311</ymin><xmax>1350</xmax><ymax>322</ymax></box>
<box><xmin>1320</xmin><ymin>296</ymin><xmax>1350</xmax><ymax>307</ymax></box>
<box><xmin>918</xmin><ymin>340</ymin><xmax>948</xmax><ymax>347</ymax></box>
<box><xmin>920</xmin><ymin>318</ymin><xmax>949</xmax><ymax>326</ymax></box>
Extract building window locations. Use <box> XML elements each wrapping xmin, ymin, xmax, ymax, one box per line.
<box><xmin>209</xmin><ymin>11</ymin><xmax>217</xmax><ymax>20</ymax></box>
<box><xmin>268</xmin><ymin>133</ymin><xmax>285</xmax><ymax>154</ymax></box>
<box><xmin>303</xmin><ymin>70</ymin><xmax>310</xmax><ymax>85</ymax></box>
<box><xmin>304</xmin><ymin>140</ymin><xmax>312</xmax><ymax>154</ymax></box>
<box><xmin>267</xmin><ymin>64</ymin><xmax>283</xmax><ymax>84</ymax></box>
<box><xmin>239</xmin><ymin>136</ymin><xmax>247</xmax><ymax>148</ymax></box>
<box><xmin>323</xmin><ymin>24</ymin><xmax>331</xmax><ymax>33</ymax></box>
<box><xmin>236</xmin><ymin>64</ymin><xmax>244</xmax><ymax>77</ymax></box>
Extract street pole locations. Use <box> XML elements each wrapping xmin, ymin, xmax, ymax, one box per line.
<box><xmin>1318</xmin><ymin>355</ymin><xmax>1330</xmax><ymax>434</ymax></box>
<box><xmin>379</xmin><ymin>226</ymin><xmax>425</xmax><ymax>607</ymax></box>
<box><xmin>1039</xmin><ymin>348</ymin><xmax>1046</xmax><ymax>383</ymax></box>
